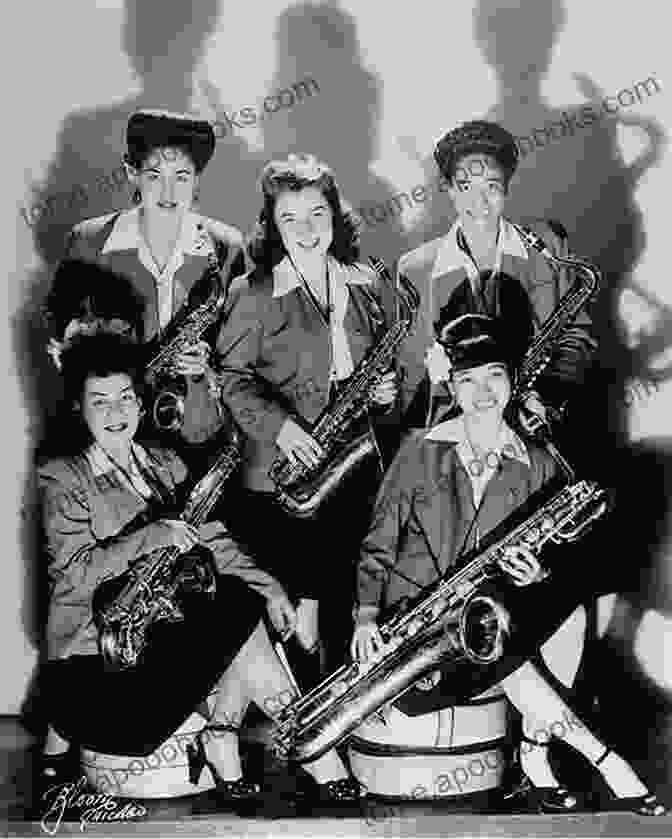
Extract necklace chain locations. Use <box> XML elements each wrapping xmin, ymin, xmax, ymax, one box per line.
<box><xmin>290</xmin><ymin>257</ymin><xmax>332</xmax><ymax>325</ymax></box>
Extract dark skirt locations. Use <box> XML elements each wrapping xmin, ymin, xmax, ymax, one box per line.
<box><xmin>222</xmin><ymin>456</ymin><xmax>383</xmax><ymax>673</ymax></box>
<box><xmin>46</xmin><ymin>575</ymin><xmax>264</xmax><ymax>756</ymax></box>
<box><xmin>395</xmin><ymin>549</ymin><xmax>590</xmax><ymax>716</ymax></box>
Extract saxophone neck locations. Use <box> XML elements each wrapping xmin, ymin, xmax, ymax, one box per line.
<box><xmin>512</xmin><ymin>222</ymin><xmax>601</xmax><ymax>292</ymax></box>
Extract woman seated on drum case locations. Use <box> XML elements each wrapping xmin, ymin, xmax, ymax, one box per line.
<box><xmin>351</xmin><ymin>313</ymin><xmax>664</xmax><ymax>816</ymax></box>
<box><xmin>37</xmin><ymin>327</ymin><xmax>364</xmax><ymax>807</ymax></box>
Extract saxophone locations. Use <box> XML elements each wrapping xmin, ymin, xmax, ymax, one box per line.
<box><xmin>146</xmin><ymin>248</ymin><xmax>229</xmax><ymax>434</ymax></box>
<box><xmin>92</xmin><ymin>424</ymin><xmax>243</xmax><ymax>670</ymax></box>
<box><xmin>510</xmin><ymin>223</ymin><xmax>601</xmax><ymax>406</ymax></box>
<box><xmin>269</xmin><ymin>258</ymin><xmax>420</xmax><ymax>518</ymax></box>
<box><xmin>273</xmin><ymin>478</ymin><xmax>611</xmax><ymax>764</ymax></box>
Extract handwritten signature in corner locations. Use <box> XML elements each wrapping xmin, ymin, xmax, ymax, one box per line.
<box><xmin>40</xmin><ymin>776</ymin><xmax>147</xmax><ymax>836</ymax></box>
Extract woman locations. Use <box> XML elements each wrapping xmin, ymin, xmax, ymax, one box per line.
<box><xmin>60</xmin><ymin>109</ymin><xmax>248</xmax><ymax>475</ymax></box>
<box><xmin>216</xmin><ymin>154</ymin><xmax>397</xmax><ymax>680</ymax></box>
<box><xmin>37</xmin><ymin>327</ymin><xmax>363</xmax><ymax>806</ymax></box>
<box><xmin>398</xmin><ymin>119</ymin><xmax>596</xmax><ymax>435</ymax></box>
<box><xmin>352</xmin><ymin>313</ymin><xmax>664</xmax><ymax>816</ymax></box>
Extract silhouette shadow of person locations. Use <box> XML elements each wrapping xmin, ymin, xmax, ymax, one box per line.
<box><xmin>467</xmin><ymin>0</ymin><xmax>671</xmax><ymax>794</ymax></box>
<box><xmin>13</xmin><ymin>0</ymin><xmax>265</xmax><ymax>733</ymax></box>
<box><xmin>261</xmin><ymin>0</ymin><xmax>411</xmax><ymax>270</ymax></box>
<box><xmin>472</xmin><ymin>0</ymin><xmax>668</xmax><ymax>469</ymax></box>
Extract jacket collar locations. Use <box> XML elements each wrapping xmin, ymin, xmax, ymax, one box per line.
<box><xmin>272</xmin><ymin>254</ymin><xmax>374</xmax><ymax>298</ymax></box>
<box><xmin>430</xmin><ymin>216</ymin><xmax>528</xmax><ymax>280</ymax></box>
<box><xmin>424</xmin><ymin>415</ymin><xmax>531</xmax><ymax>469</ymax></box>
<box><xmin>101</xmin><ymin>208</ymin><xmax>217</xmax><ymax>259</ymax></box>
<box><xmin>85</xmin><ymin>441</ymin><xmax>151</xmax><ymax>477</ymax></box>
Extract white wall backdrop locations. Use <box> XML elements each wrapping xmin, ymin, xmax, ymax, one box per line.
<box><xmin>5</xmin><ymin>0</ymin><xmax>671</xmax><ymax>783</ymax></box>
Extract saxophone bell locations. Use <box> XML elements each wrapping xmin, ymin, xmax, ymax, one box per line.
<box><xmin>459</xmin><ymin>594</ymin><xmax>511</xmax><ymax>664</ymax></box>
<box><xmin>151</xmin><ymin>381</ymin><xmax>187</xmax><ymax>432</ymax></box>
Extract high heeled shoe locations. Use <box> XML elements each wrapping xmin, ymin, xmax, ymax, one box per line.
<box><xmin>186</xmin><ymin>724</ymin><xmax>261</xmax><ymax>801</ymax></box>
<box><xmin>290</xmin><ymin>758</ymin><xmax>366</xmax><ymax>807</ymax></box>
<box><xmin>591</xmin><ymin>748</ymin><xmax>667</xmax><ymax>816</ymax></box>
<box><xmin>310</xmin><ymin>776</ymin><xmax>366</xmax><ymax>804</ymax></box>
<box><xmin>503</xmin><ymin>736</ymin><xmax>581</xmax><ymax>813</ymax></box>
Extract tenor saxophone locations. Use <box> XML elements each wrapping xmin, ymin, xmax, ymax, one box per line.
<box><xmin>273</xmin><ymin>479</ymin><xmax>611</xmax><ymax>764</ymax></box>
<box><xmin>92</xmin><ymin>423</ymin><xmax>243</xmax><ymax>670</ymax></box>
<box><xmin>268</xmin><ymin>258</ymin><xmax>420</xmax><ymax>518</ymax></box>
<box><xmin>146</xmin><ymin>249</ymin><xmax>229</xmax><ymax>433</ymax></box>
<box><xmin>510</xmin><ymin>223</ymin><xmax>601</xmax><ymax>405</ymax></box>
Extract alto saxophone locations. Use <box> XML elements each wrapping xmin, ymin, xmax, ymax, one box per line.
<box><xmin>92</xmin><ymin>424</ymin><xmax>243</xmax><ymax>670</ymax></box>
<box><xmin>273</xmin><ymin>479</ymin><xmax>611</xmax><ymax>764</ymax></box>
<box><xmin>269</xmin><ymin>258</ymin><xmax>420</xmax><ymax>518</ymax></box>
<box><xmin>146</xmin><ymin>249</ymin><xmax>229</xmax><ymax>433</ymax></box>
<box><xmin>510</xmin><ymin>223</ymin><xmax>601</xmax><ymax>407</ymax></box>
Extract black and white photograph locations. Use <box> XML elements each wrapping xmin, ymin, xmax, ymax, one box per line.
<box><xmin>5</xmin><ymin>1</ymin><xmax>672</xmax><ymax>836</ymax></box>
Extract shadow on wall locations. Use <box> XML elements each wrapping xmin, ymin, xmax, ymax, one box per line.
<box><xmin>14</xmin><ymin>0</ymin><xmax>402</xmax><ymax>731</ymax></box>
<box><xmin>13</xmin><ymin>0</ymin><xmax>264</xmax><ymax>730</ymax></box>
<box><xmin>471</xmin><ymin>0</ymin><xmax>671</xmax><ymax>795</ymax></box>
<box><xmin>581</xmin><ymin>439</ymin><xmax>672</xmax><ymax>799</ymax></box>
<box><xmin>393</xmin><ymin>0</ymin><xmax>671</xmax><ymax>795</ymax></box>
<box><xmin>261</xmin><ymin>0</ymin><xmax>412</xmax><ymax>269</ymax></box>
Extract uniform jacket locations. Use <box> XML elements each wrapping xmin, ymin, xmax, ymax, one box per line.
<box><xmin>216</xmin><ymin>256</ymin><xmax>389</xmax><ymax>492</ymax></box>
<box><xmin>65</xmin><ymin>209</ymin><xmax>248</xmax><ymax>444</ymax></box>
<box><xmin>39</xmin><ymin>442</ymin><xmax>284</xmax><ymax>659</ymax></box>
<box><xmin>396</xmin><ymin>218</ymin><xmax>597</xmax><ymax>416</ymax></box>
<box><xmin>357</xmin><ymin>419</ymin><xmax>559</xmax><ymax>617</ymax></box>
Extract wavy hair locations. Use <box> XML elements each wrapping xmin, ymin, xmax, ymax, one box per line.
<box><xmin>38</xmin><ymin>333</ymin><xmax>147</xmax><ymax>461</ymax></box>
<box><xmin>247</xmin><ymin>153</ymin><xmax>360</xmax><ymax>272</ymax></box>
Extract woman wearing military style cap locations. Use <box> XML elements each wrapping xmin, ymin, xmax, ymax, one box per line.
<box><xmin>352</xmin><ymin>313</ymin><xmax>664</xmax><ymax>816</ymax></box>
<box><xmin>398</xmin><ymin>119</ymin><xmax>597</xmax><ymax>433</ymax></box>
<box><xmin>56</xmin><ymin>110</ymin><xmax>249</xmax><ymax>476</ymax></box>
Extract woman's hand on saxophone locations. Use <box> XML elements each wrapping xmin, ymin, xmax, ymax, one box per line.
<box><xmin>498</xmin><ymin>545</ymin><xmax>549</xmax><ymax>586</ymax></box>
<box><xmin>351</xmin><ymin>620</ymin><xmax>384</xmax><ymax>663</ymax></box>
<box><xmin>146</xmin><ymin>519</ymin><xmax>201</xmax><ymax>552</ymax></box>
<box><xmin>371</xmin><ymin>370</ymin><xmax>398</xmax><ymax>406</ymax></box>
<box><xmin>519</xmin><ymin>392</ymin><xmax>548</xmax><ymax>434</ymax></box>
<box><xmin>174</xmin><ymin>340</ymin><xmax>211</xmax><ymax>377</ymax></box>
<box><xmin>276</xmin><ymin>418</ymin><xmax>324</xmax><ymax>469</ymax></box>
<box><xmin>267</xmin><ymin>590</ymin><xmax>297</xmax><ymax>640</ymax></box>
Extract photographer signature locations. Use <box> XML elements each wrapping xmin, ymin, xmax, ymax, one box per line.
<box><xmin>40</xmin><ymin>776</ymin><xmax>147</xmax><ymax>835</ymax></box>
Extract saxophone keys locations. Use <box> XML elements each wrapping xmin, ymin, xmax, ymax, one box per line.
<box><xmin>521</xmin><ymin>528</ymin><xmax>539</xmax><ymax>545</ymax></box>
<box><xmin>330</xmin><ymin>680</ymin><xmax>349</xmax><ymax>698</ymax></box>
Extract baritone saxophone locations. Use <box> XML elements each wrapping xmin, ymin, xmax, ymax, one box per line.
<box><xmin>273</xmin><ymin>479</ymin><xmax>611</xmax><ymax>764</ymax></box>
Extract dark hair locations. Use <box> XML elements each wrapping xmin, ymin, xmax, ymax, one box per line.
<box><xmin>247</xmin><ymin>154</ymin><xmax>359</xmax><ymax>272</ymax></box>
<box><xmin>434</xmin><ymin>120</ymin><xmax>519</xmax><ymax>187</ymax></box>
<box><xmin>45</xmin><ymin>260</ymin><xmax>146</xmax><ymax>343</ymax></box>
<box><xmin>124</xmin><ymin>110</ymin><xmax>215</xmax><ymax>174</ymax></box>
<box><xmin>61</xmin><ymin>332</ymin><xmax>145</xmax><ymax>406</ymax></box>
<box><xmin>40</xmin><ymin>333</ymin><xmax>145</xmax><ymax>460</ymax></box>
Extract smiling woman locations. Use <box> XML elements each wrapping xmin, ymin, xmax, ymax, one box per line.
<box><xmin>216</xmin><ymin>153</ymin><xmax>398</xmax><ymax>683</ymax></box>
<box><xmin>35</xmin><ymin>323</ymin><xmax>363</xmax><ymax>807</ymax></box>
<box><xmin>54</xmin><ymin>110</ymin><xmax>249</xmax><ymax>476</ymax></box>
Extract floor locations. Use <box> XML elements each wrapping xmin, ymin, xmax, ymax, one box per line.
<box><xmin>2</xmin><ymin>717</ymin><xmax>672</xmax><ymax>838</ymax></box>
